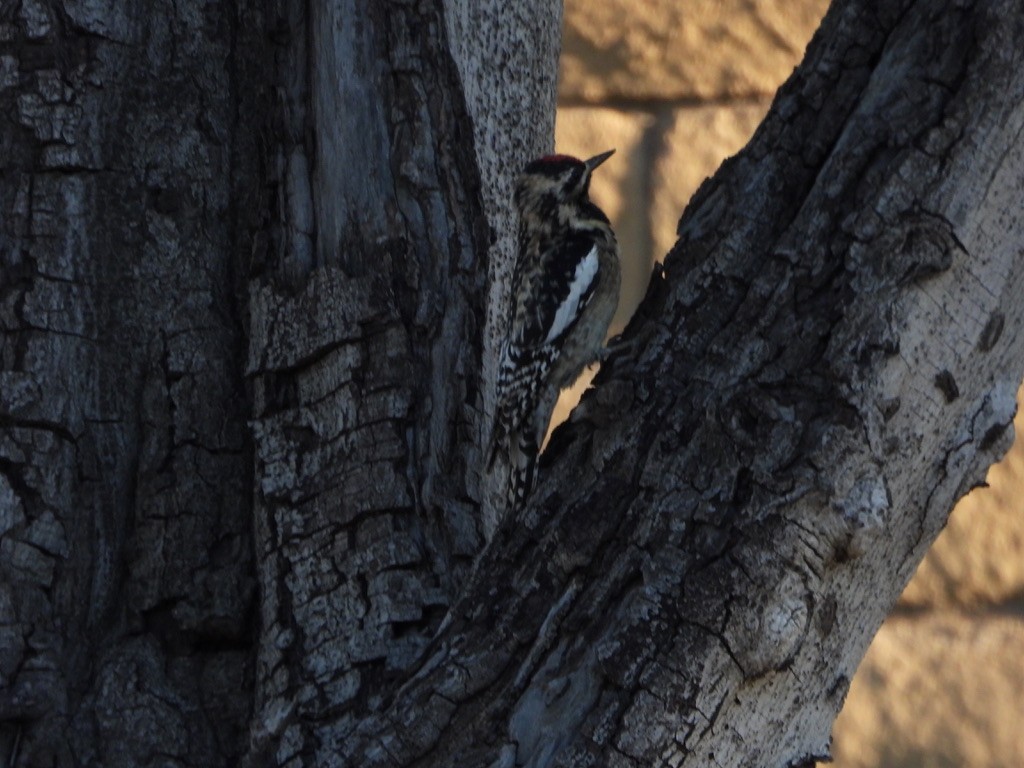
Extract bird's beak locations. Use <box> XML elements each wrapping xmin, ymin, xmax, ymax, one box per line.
<box><xmin>584</xmin><ymin>149</ymin><xmax>615</xmax><ymax>172</ymax></box>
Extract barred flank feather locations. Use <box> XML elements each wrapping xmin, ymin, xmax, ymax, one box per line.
<box><xmin>507</xmin><ymin>431</ymin><xmax>538</xmax><ymax>512</ymax></box>
<box><xmin>489</xmin><ymin>341</ymin><xmax>558</xmax><ymax>466</ymax></box>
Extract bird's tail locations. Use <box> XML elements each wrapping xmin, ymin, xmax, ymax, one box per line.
<box><xmin>506</xmin><ymin>430</ymin><xmax>539</xmax><ymax>512</ymax></box>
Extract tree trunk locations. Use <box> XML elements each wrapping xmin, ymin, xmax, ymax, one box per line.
<box><xmin>2</xmin><ymin>1</ymin><xmax>255</xmax><ymax>763</ymax></box>
<box><xmin>1</xmin><ymin>0</ymin><xmax>1022</xmax><ymax>767</ymax></box>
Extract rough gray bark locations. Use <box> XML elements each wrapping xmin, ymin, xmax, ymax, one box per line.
<box><xmin>1</xmin><ymin>1</ymin><xmax>253</xmax><ymax>764</ymax></box>
<box><xmin>326</xmin><ymin>0</ymin><xmax>1024</xmax><ymax>765</ymax></box>
<box><xmin>245</xmin><ymin>1</ymin><xmax>559</xmax><ymax>762</ymax></box>
<box><xmin>1</xmin><ymin>1</ymin><xmax>1022</xmax><ymax>768</ymax></box>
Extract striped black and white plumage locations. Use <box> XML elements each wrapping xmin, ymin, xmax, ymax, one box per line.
<box><xmin>490</xmin><ymin>150</ymin><xmax>621</xmax><ymax>509</ymax></box>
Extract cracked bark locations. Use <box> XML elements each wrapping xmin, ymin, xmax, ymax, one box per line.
<box><xmin>1</xmin><ymin>0</ymin><xmax>253</xmax><ymax>765</ymax></box>
<box><xmin>1</xmin><ymin>0</ymin><xmax>1023</xmax><ymax>767</ymax></box>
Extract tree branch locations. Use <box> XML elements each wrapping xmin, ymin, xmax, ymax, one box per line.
<box><xmin>337</xmin><ymin>0</ymin><xmax>1024</xmax><ymax>765</ymax></box>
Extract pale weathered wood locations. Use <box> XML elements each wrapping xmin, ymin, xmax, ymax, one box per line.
<box><xmin>443</xmin><ymin>0</ymin><xmax>562</xmax><ymax>535</ymax></box>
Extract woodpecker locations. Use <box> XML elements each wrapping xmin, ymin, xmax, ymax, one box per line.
<box><xmin>490</xmin><ymin>150</ymin><xmax>621</xmax><ymax>509</ymax></box>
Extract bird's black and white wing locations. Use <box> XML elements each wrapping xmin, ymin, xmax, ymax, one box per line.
<box><xmin>492</xmin><ymin>231</ymin><xmax>602</xmax><ymax>455</ymax></box>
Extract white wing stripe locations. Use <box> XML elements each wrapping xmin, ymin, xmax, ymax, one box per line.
<box><xmin>544</xmin><ymin>246</ymin><xmax>599</xmax><ymax>344</ymax></box>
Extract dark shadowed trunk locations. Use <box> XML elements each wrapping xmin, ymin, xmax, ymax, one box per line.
<box><xmin>1</xmin><ymin>1</ymin><xmax>1022</xmax><ymax>767</ymax></box>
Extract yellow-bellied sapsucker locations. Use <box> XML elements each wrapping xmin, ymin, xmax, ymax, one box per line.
<box><xmin>489</xmin><ymin>150</ymin><xmax>621</xmax><ymax>509</ymax></box>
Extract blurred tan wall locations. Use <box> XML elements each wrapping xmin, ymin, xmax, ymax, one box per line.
<box><xmin>555</xmin><ymin>2</ymin><xmax>1024</xmax><ymax>765</ymax></box>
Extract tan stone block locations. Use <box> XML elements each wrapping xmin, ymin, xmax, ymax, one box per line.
<box><xmin>832</xmin><ymin>612</ymin><xmax>1024</xmax><ymax>767</ymax></box>
<box><xmin>901</xmin><ymin>383</ymin><xmax>1024</xmax><ymax>608</ymax></box>
<box><xmin>651</xmin><ymin>102</ymin><xmax>770</xmax><ymax>260</ymax></box>
<box><xmin>561</xmin><ymin>0</ymin><xmax>830</xmax><ymax>102</ymax></box>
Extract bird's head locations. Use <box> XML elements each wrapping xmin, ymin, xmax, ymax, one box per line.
<box><xmin>514</xmin><ymin>149</ymin><xmax>615</xmax><ymax>212</ymax></box>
